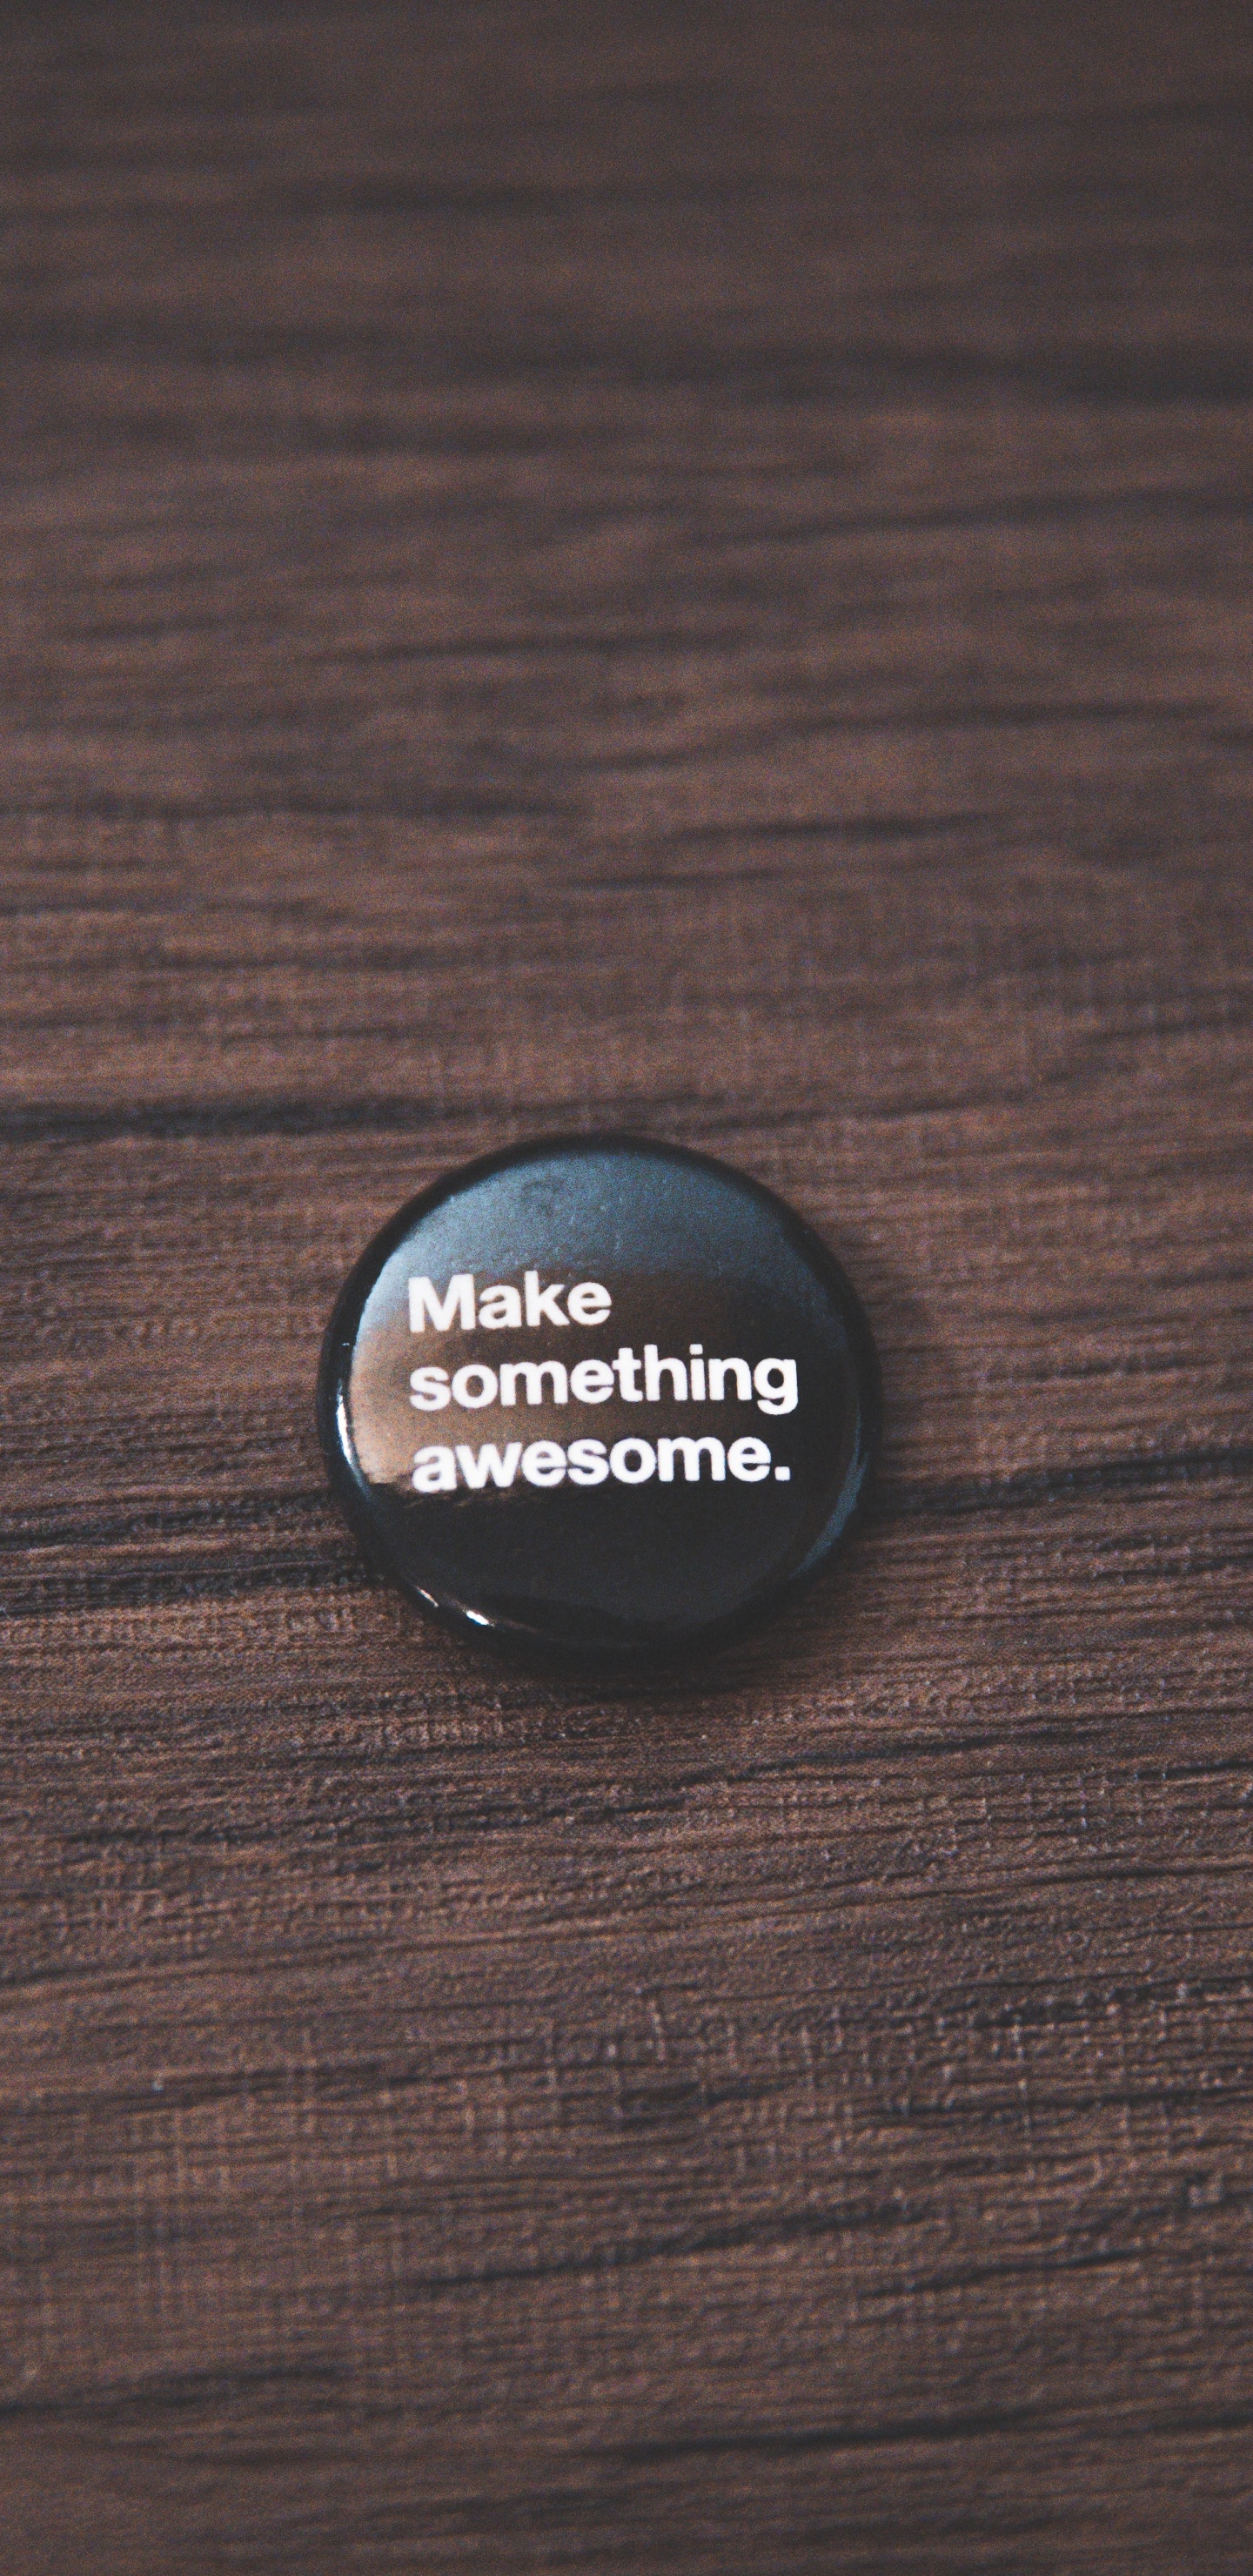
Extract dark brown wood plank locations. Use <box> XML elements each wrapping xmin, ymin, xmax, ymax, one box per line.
<box><xmin>1</xmin><ymin>4</ymin><xmax>1251</xmax><ymax>2568</ymax></box>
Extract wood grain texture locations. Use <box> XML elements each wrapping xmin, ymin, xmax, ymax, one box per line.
<box><xmin>2</xmin><ymin>4</ymin><xmax>1251</xmax><ymax>2568</ymax></box>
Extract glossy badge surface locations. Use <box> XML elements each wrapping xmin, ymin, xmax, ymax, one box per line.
<box><xmin>318</xmin><ymin>1137</ymin><xmax>881</xmax><ymax>1667</ymax></box>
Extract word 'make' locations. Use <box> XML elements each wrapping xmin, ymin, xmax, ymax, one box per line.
<box><xmin>409</xmin><ymin>1273</ymin><xmax>611</xmax><ymax>1332</ymax></box>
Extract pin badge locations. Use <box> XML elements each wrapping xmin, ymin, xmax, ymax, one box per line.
<box><xmin>318</xmin><ymin>1136</ymin><xmax>881</xmax><ymax>1666</ymax></box>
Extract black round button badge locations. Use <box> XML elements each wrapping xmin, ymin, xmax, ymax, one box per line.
<box><xmin>318</xmin><ymin>1137</ymin><xmax>881</xmax><ymax>1667</ymax></box>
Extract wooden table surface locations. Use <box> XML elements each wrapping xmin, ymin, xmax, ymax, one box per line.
<box><xmin>3</xmin><ymin>6</ymin><xmax>1251</xmax><ymax>2569</ymax></box>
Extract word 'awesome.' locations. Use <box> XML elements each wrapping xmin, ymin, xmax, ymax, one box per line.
<box><xmin>412</xmin><ymin>1435</ymin><xmax>791</xmax><ymax>1493</ymax></box>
